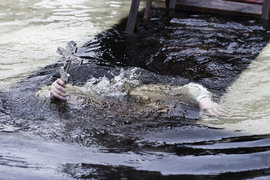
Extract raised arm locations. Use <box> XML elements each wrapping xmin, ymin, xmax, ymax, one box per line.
<box><xmin>50</xmin><ymin>78</ymin><xmax>67</xmax><ymax>101</ymax></box>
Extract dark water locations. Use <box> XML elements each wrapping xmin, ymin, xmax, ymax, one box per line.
<box><xmin>83</xmin><ymin>9</ymin><xmax>270</xmax><ymax>96</ymax></box>
<box><xmin>1</xmin><ymin>8</ymin><xmax>270</xmax><ymax>179</ymax></box>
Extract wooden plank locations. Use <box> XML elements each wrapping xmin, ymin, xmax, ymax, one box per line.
<box><xmin>262</xmin><ymin>0</ymin><xmax>270</xmax><ymax>20</ymax></box>
<box><xmin>175</xmin><ymin>0</ymin><xmax>262</xmax><ymax>17</ymax></box>
<box><xmin>144</xmin><ymin>0</ymin><xmax>152</xmax><ymax>19</ymax></box>
<box><xmin>224</xmin><ymin>0</ymin><xmax>263</xmax><ymax>4</ymax></box>
<box><xmin>125</xmin><ymin>0</ymin><xmax>141</xmax><ymax>34</ymax></box>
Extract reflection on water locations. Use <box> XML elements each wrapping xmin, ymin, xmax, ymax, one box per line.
<box><xmin>1</xmin><ymin>0</ymin><xmax>270</xmax><ymax>179</ymax></box>
<box><xmin>0</xmin><ymin>0</ymin><xmax>136</xmax><ymax>91</ymax></box>
<box><xmin>201</xmin><ymin>43</ymin><xmax>270</xmax><ymax>135</ymax></box>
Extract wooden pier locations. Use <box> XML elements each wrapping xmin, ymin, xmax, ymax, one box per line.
<box><xmin>125</xmin><ymin>0</ymin><xmax>270</xmax><ymax>34</ymax></box>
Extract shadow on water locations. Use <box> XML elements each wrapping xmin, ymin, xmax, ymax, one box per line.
<box><xmin>83</xmin><ymin>8</ymin><xmax>270</xmax><ymax>96</ymax></box>
<box><xmin>1</xmin><ymin>7</ymin><xmax>270</xmax><ymax>179</ymax></box>
<box><xmin>62</xmin><ymin>163</ymin><xmax>270</xmax><ymax>180</ymax></box>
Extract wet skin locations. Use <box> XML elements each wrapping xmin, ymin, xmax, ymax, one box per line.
<box><xmin>50</xmin><ymin>78</ymin><xmax>227</xmax><ymax>117</ymax></box>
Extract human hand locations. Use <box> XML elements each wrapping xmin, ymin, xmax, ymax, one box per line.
<box><xmin>50</xmin><ymin>78</ymin><xmax>67</xmax><ymax>101</ymax></box>
<box><xmin>199</xmin><ymin>97</ymin><xmax>228</xmax><ymax>117</ymax></box>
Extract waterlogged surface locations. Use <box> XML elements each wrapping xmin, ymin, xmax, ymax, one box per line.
<box><xmin>1</xmin><ymin>1</ymin><xmax>270</xmax><ymax>179</ymax></box>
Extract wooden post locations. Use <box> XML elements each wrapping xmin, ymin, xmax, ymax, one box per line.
<box><xmin>169</xmin><ymin>0</ymin><xmax>177</xmax><ymax>9</ymax></box>
<box><xmin>144</xmin><ymin>0</ymin><xmax>152</xmax><ymax>20</ymax></box>
<box><xmin>262</xmin><ymin>0</ymin><xmax>270</xmax><ymax>20</ymax></box>
<box><xmin>168</xmin><ymin>0</ymin><xmax>176</xmax><ymax>17</ymax></box>
<box><xmin>125</xmin><ymin>0</ymin><xmax>141</xmax><ymax>34</ymax></box>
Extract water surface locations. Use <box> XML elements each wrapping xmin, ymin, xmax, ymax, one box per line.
<box><xmin>1</xmin><ymin>1</ymin><xmax>270</xmax><ymax>179</ymax></box>
<box><xmin>0</xmin><ymin>0</ymin><xmax>137</xmax><ymax>90</ymax></box>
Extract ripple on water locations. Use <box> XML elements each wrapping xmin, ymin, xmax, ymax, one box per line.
<box><xmin>0</xmin><ymin>3</ymin><xmax>270</xmax><ymax>179</ymax></box>
<box><xmin>0</xmin><ymin>0</ymin><xmax>132</xmax><ymax>91</ymax></box>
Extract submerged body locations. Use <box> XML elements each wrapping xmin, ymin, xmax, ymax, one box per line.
<box><xmin>48</xmin><ymin>67</ymin><xmax>226</xmax><ymax>117</ymax></box>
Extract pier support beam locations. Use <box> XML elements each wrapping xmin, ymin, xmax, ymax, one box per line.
<box><xmin>169</xmin><ymin>0</ymin><xmax>177</xmax><ymax>9</ymax></box>
<box><xmin>262</xmin><ymin>0</ymin><xmax>270</xmax><ymax>20</ymax></box>
<box><xmin>144</xmin><ymin>0</ymin><xmax>153</xmax><ymax>19</ymax></box>
<box><xmin>168</xmin><ymin>0</ymin><xmax>177</xmax><ymax>17</ymax></box>
<box><xmin>125</xmin><ymin>0</ymin><xmax>270</xmax><ymax>33</ymax></box>
<box><xmin>125</xmin><ymin>0</ymin><xmax>141</xmax><ymax>34</ymax></box>
<box><xmin>125</xmin><ymin>0</ymin><xmax>153</xmax><ymax>34</ymax></box>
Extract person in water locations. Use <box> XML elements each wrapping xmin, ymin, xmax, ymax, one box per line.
<box><xmin>50</xmin><ymin>71</ymin><xmax>227</xmax><ymax>117</ymax></box>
